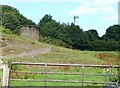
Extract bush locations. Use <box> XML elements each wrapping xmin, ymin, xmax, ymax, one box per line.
<box><xmin>0</xmin><ymin>26</ymin><xmax>12</xmax><ymax>34</ymax></box>
<box><xmin>39</xmin><ymin>36</ymin><xmax>72</xmax><ymax>48</ymax></box>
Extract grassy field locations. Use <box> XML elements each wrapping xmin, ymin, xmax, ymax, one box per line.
<box><xmin>1</xmin><ymin>28</ymin><xmax>119</xmax><ymax>86</ymax></box>
<box><xmin>10</xmin><ymin>64</ymin><xmax>118</xmax><ymax>86</ymax></box>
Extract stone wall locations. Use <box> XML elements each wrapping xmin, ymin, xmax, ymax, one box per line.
<box><xmin>20</xmin><ymin>25</ymin><xmax>39</xmax><ymax>41</ymax></box>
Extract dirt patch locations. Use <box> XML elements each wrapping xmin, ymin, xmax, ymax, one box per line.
<box><xmin>2</xmin><ymin>46</ymin><xmax>52</xmax><ymax>59</ymax></box>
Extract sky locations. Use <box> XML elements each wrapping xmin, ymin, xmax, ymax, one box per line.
<box><xmin>1</xmin><ymin>0</ymin><xmax>119</xmax><ymax>36</ymax></box>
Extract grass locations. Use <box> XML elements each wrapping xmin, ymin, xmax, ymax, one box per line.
<box><xmin>0</xmin><ymin>70</ymin><xmax>2</xmax><ymax>86</ymax></box>
<box><xmin>10</xmin><ymin>65</ymin><xmax>118</xmax><ymax>86</ymax></box>
<box><xmin>7</xmin><ymin>46</ymin><xmax>118</xmax><ymax>86</ymax></box>
<box><xmin>2</xmin><ymin>31</ymin><xmax>118</xmax><ymax>65</ymax></box>
<box><xmin>6</xmin><ymin>45</ymin><xmax>118</xmax><ymax>65</ymax></box>
<box><xmin>1</xmin><ymin>29</ymin><xmax>119</xmax><ymax>86</ymax></box>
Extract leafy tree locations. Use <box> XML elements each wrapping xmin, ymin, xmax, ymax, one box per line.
<box><xmin>40</xmin><ymin>20</ymin><xmax>61</xmax><ymax>38</ymax></box>
<box><xmin>84</xmin><ymin>29</ymin><xmax>99</xmax><ymax>41</ymax></box>
<box><xmin>38</xmin><ymin>14</ymin><xmax>53</xmax><ymax>28</ymax></box>
<box><xmin>1</xmin><ymin>5</ymin><xmax>36</xmax><ymax>31</ymax></box>
<box><xmin>68</xmin><ymin>23</ymin><xmax>85</xmax><ymax>49</ymax></box>
<box><xmin>102</xmin><ymin>25</ymin><xmax>120</xmax><ymax>41</ymax></box>
<box><xmin>2</xmin><ymin>12</ymin><xmax>20</xmax><ymax>30</ymax></box>
<box><xmin>2</xmin><ymin>5</ymin><xmax>119</xmax><ymax>51</ymax></box>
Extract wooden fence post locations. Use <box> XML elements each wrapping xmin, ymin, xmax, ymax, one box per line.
<box><xmin>2</xmin><ymin>64</ymin><xmax>10</xmax><ymax>87</ymax></box>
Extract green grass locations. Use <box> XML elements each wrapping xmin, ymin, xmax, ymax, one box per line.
<box><xmin>2</xmin><ymin>31</ymin><xmax>118</xmax><ymax>65</ymax></box>
<box><xmin>6</xmin><ymin>45</ymin><xmax>118</xmax><ymax>65</ymax></box>
<box><xmin>0</xmin><ymin>70</ymin><xmax>2</xmax><ymax>86</ymax></box>
<box><xmin>1</xmin><ymin>29</ymin><xmax>119</xmax><ymax>86</ymax></box>
<box><xmin>10</xmin><ymin>66</ymin><xmax>118</xmax><ymax>86</ymax></box>
<box><xmin>7</xmin><ymin>46</ymin><xmax>118</xmax><ymax>86</ymax></box>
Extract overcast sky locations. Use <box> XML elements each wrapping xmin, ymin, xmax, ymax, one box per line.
<box><xmin>1</xmin><ymin>0</ymin><xmax>119</xmax><ymax>36</ymax></box>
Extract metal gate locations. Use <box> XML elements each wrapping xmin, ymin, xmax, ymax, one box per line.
<box><xmin>7</xmin><ymin>62</ymin><xmax>120</xmax><ymax>87</ymax></box>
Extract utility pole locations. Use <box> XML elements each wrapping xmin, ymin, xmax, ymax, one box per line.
<box><xmin>73</xmin><ymin>15</ymin><xmax>79</xmax><ymax>25</ymax></box>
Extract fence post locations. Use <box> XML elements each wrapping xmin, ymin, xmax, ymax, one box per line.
<box><xmin>106</xmin><ymin>66</ymin><xmax>112</xmax><ymax>88</ymax></box>
<box><xmin>82</xmin><ymin>64</ymin><xmax>84</xmax><ymax>88</ymax></box>
<box><xmin>45</xmin><ymin>63</ymin><xmax>47</xmax><ymax>88</ymax></box>
<box><xmin>2</xmin><ymin>64</ymin><xmax>10</xmax><ymax>87</ymax></box>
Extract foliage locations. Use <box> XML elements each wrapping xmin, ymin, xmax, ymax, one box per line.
<box><xmin>38</xmin><ymin>14</ymin><xmax>53</xmax><ymax>28</ymax></box>
<box><xmin>0</xmin><ymin>26</ymin><xmax>12</xmax><ymax>34</ymax></box>
<box><xmin>1</xmin><ymin>5</ymin><xmax>36</xmax><ymax>31</ymax></box>
<box><xmin>84</xmin><ymin>29</ymin><xmax>99</xmax><ymax>41</ymax></box>
<box><xmin>38</xmin><ymin>14</ymin><xmax>120</xmax><ymax>51</ymax></box>
<box><xmin>39</xmin><ymin>36</ymin><xmax>72</xmax><ymax>48</ymax></box>
<box><xmin>2</xmin><ymin>4</ymin><xmax>120</xmax><ymax>51</ymax></box>
<box><xmin>89</xmin><ymin>40</ymin><xmax>119</xmax><ymax>51</ymax></box>
<box><xmin>13</xmin><ymin>26</ymin><xmax>22</xmax><ymax>35</ymax></box>
<box><xmin>102</xmin><ymin>25</ymin><xmax>120</xmax><ymax>41</ymax></box>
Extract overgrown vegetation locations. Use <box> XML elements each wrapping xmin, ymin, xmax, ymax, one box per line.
<box><xmin>1</xmin><ymin>26</ymin><xmax>118</xmax><ymax>64</ymax></box>
<box><xmin>38</xmin><ymin>14</ymin><xmax>120</xmax><ymax>51</ymax></box>
<box><xmin>1</xmin><ymin>5</ymin><xmax>120</xmax><ymax>51</ymax></box>
<box><xmin>39</xmin><ymin>36</ymin><xmax>72</xmax><ymax>48</ymax></box>
<box><xmin>0</xmin><ymin>4</ymin><xmax>119</xmax><ymax>87</ymax></box>
<box><xmin>0</xmin><ymin>26</ymin><xmax>12</xmax><ymax>34</ymax></box>
<box><xmin>1</xmin><ymin>5</ymin><xmax>36</xmax><ymax>31</ymax></box>
<box><xmin>1</xmin><ymin>24</ymin><xmax>119</xmax><ymax>87</ymax></box>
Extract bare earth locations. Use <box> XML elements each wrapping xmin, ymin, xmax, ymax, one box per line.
<box><xmin>2</xmin><ymin>46</ymin><xmax>52</xmax><ymax>59</ymax></box>
<box><xmin>1</xmin><ymin>36</ymin><xmax>52</xmax><ymax>59</ymax></box>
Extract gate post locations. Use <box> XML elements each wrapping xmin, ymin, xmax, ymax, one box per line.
<box><xmin>2</xmin><ymin>64</ymin><xmax>10</xmax><ymax>87</ymax></box>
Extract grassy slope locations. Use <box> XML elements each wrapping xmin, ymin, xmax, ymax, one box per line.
<box><xmin>1</xmin><ymin>27</ymin><xmax>118</xmax><ymax>86</ymax></box>
<box><xmin>1</xmin><ymin>26</ymin><xmax>118</xmax><ymax>65</ymax></box>
<box><xmin>2</xmin><ymin>33</ymin><xmax>118</xmax><ymax>65</ymax></box>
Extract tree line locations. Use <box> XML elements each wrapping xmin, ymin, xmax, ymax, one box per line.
<box><xmin>1</xmin><ymin>5</ymin><xmax>120</xmax><ymax>51</ymax></box>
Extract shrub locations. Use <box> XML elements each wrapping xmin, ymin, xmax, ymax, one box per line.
<box><xmin>0</xmin><ymin>26</ymin><xmax>12</xmax><ymax>34</ymax></box>
<box><xmin>39</xmin><ymin>36</ymin><xmax>72</xmax><ymax>48</ymax></box>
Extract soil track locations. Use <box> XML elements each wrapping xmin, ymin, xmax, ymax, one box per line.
<box><xmin>2</xmin><ymin>46</ymin><xmax>52</xmax><ymax>59</ymax></box>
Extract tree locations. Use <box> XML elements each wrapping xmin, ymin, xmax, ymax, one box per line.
<box><xmin>2</xmin><ymin>12</ymin><xmax>20</xmax><ymax>30</ymax></box>
<box><xmin>89</xmin><ymin>40</ymin><xmax>119</xmax><ymax>51</ymax></box>
<box><xmin>102</xmin><ymin>25</ymin><xmax>120</xmax><ymax>41</ymax></box>
<box><xmin>84</xmin><ymin>29</ymin><xmax>99</xmax><ymax>41</ymax></box>
<box><xmin>40</xmin><ymin>20</ymin><xmax>61</xmax><ymax>38</ymax></box>
<box><xmin>38</xmin><ymin>14</ymin><xmax>53</xmax><ymax>28</ymax></box>
<box><xmin>1</xmin><ymin>5</ymin><xmax>36</xmax><ymax>31</ymax></box>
